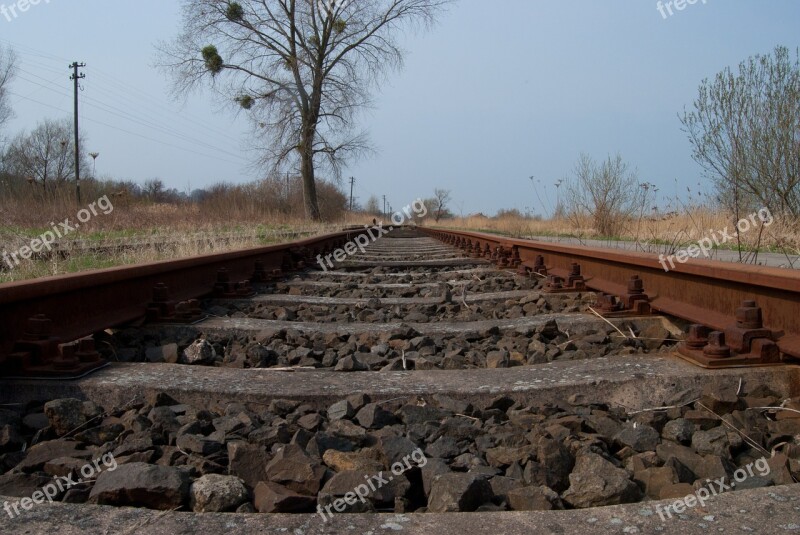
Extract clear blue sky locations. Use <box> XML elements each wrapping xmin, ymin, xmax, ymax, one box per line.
<box><xmin>1</xmin><ymin>0</ymin><xmax>799</xmax><ymax>216</ymax></box>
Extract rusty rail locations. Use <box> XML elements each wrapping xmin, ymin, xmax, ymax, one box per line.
<box><xmin>0</xmin><ymin>229</ymin><xmax>368</xmax><ymax>377</ymax></box>
<box><xmin>3</xmin><ymin>225</ymin><xmax>798</xmax><ymax>376</ymax></box>
<box><xmin>422</xmin><ymin>228</ymin><xmax>800</xmax><ymax>365</ymax></box>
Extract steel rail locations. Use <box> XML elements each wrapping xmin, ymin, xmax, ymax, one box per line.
<box><xmin>0</xmin><ymin>229</ymin><xmax>367</xmax><ymax>374</ymax></box>
<box><xmin>421</xmin><ymin>228</ymin><xmax>800</xmax><ymax>359</ymax></box>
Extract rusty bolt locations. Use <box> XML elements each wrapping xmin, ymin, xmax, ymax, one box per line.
<box><xmin>685</xmin><ymin>324</ymin><xmax>711</xmax><ymax>350</ymax></box>
<box><xmin>628</xmin><ymin>275</ymin><xmax>645</xmax><ymax>295</ymax></box>
<box><xmin>77</xmin><ymin>338</ymin><xmax>101</xmax><ymax>363</ymax></box>
<box><xmin>735</xmin><ymin>300</ymin><xmax>763</xmax><ymax>330</ymax></box>
<box><xmin>217</xmin><ymin>268</ymin><xmax>230</xmax><ymax>283</ymax></box>
<box><xmin>546</xmin><ymin>275</ymin><xmax>563</xmax><ymax>290</ymax></box>
<box><xmin>55</xmin><ymin>343</ymin><xmax>80</xmax><ymax>369</ymax></box>
<box><xmin>570</xmin><ymin>263</ymin><xmax>581</xmax><ymax>277</ymax></box>
<box><xmin>25</xmin><ymin>314</ymin><xmax>53</xmax><ymax>340</ymax></box>
<box><xmin>597</xmin><ymin>294</ymin><xmax>620</xmax><ymax>312</ymax></box>
<box><xmin>703</xmin><ymin>331</ymin><xmax>732</xmax><ymax>358</ymax></box>
<box><xmin>152</xmin><ymin>283</ymin><xmax>170</xmax><ymax>302</ymax></box>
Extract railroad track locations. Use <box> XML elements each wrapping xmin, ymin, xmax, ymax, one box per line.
<box><xmin>0</xmin><ymin>227</ymin><xmax>799</xmax><ymax>533</ymax></box>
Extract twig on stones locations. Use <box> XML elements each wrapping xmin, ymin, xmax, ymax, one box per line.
<box><xmin>62</xmin><ymin>395</ymin><xmax>142</xmax><ymax>440</ymax></box>
<box><xmin>696</xmin><ymin>401</ymin><xmax>771</xmax><ymax>457</ymax></box>
<box><xmin>587</xmin><ymin>307</ymin><xmax>629</xmax><ymax>339</ymax></box>
<box><xmin>626</xmin><ymin>399</ymin><xmax>699</xmax><ymax>415</ymax></box>
<box><xmin>377</xmin><ymin>397</ymin><xmax>407</xmax><ymax>405</ymax></box>
<box><xmin>608</xmin><ymin>334</ymin><xmax>681</xmax><ymax>342</ymax></box>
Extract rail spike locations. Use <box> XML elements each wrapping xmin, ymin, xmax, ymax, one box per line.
<box><xmin>594</xmin><ymin>275</ymin><xmax>651</xmax><ymax>316</ymax></box>
<box><xmin>146</xmin><ymin>283</ymin><xmax>205</xmax><ymax>324</ymax></box>
<box><xmin>2</xmin><ymin>314</ymin><xmax>107</xmax><ymax>377</ymax></box>
<box><xmin>543</xmin><ymin>262</ymin><xmax>586</xmax><ymax>293</ymax></box>
<box><xmin>677</xmin><ymin>300</ymin><xmax>782</xmax><ymax>368</ymax></box>
<box><xmin>213</xmin><ymin>268</ymin><xmax>255</xmax><ymax>298</ymax></box>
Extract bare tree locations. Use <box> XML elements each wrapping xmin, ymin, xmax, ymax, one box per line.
<box><xmin>565</xmin><ymin>153</ymin><xmax>647</xmax><ymax>237</ymax></box>
<box><xmin>364</xmin><ymin>194</ymin><xmax>380</xmax><ymax>215</ymax></box>
<box><xmin>159</xmin><ymin>0</ymin><xmax>450</xmax><ymax>221</ymax></box>
<box><xmin>681</xmin><ymin>46</ymin><xmax>800</xmax><ymax>217</ymax></box>
<box><xmin>0</xmin><ymin>46</ymin><xmax>16</xmax><ymax>136</ymax></box>
<box><xmin>2</xmin><ymin>118</ymin><xmax>88</xmax><ymax>198</ymax></box>
<box><xmin>432</xmin><ymin>188</ymin><xmax>451</xmax><ymax>222</ymax></box>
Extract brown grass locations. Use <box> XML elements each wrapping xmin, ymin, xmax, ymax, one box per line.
<box><xmin>435</xmin><ymin>209</ymin><xmax>800</xmax><ymax>259</ymax></box>
<box><xmin>3</xmin><ymin>190</ymin><xmax>798</xmax><ymax>283</ymax></box>
<box><xmin>0</xmin><ymin>196</ymin><xmax>376</xmax><ymax>283</ymax></box>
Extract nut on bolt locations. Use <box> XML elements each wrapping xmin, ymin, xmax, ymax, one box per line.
<box><xmin>735</xmin><ymin>300</ymin><xmax>763</xmax><ymax>330</ymax></box>
<box><xmin>703</xmin><ymin>331</ymin><xmax>732</xmax><ymax>358</ymax></box>
<box><xmin>685</xmin><ymin>324</ymin><xmax>711</xmax><ymax>350</ymax></box>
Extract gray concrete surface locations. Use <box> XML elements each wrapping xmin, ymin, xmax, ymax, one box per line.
<box><xmin>1</xmin><ymin>483</ymin><xmax>799</xmax><ymax>534</ymax></box>
<box><xmin>2</xmin><ymin>354</ymin><xmax>798</xmax><ymax>415</ymax></box>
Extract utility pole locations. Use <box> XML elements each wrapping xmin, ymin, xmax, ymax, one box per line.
<box><xmin>348</xmin><ymin>177</ymin><xmax>355</xmax><ymax>211</ymax></box>
<box><xmin>382</xmin><ymin>195</ymin><xmax>386</xmax><ymax>219</ymax></box>
<box><xmin>70</xmin><ymin>62</ymin><xmax>86</xmax><ymax>205</ymax></box>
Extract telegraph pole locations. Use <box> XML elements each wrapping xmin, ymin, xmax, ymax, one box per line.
<box><xmin>70</xmin><ymin>62</ymin><xmax>86</xmax><ymax>205</ymax></box>
<box><xmin>348</xmin><ymin>177</ymin><xmax>355</xmax><ymax>211</ymax></box>
<box><xmin>382</xmin><ymin>195</ymin><xmax>386</xmax><ymax>219</ymax></box>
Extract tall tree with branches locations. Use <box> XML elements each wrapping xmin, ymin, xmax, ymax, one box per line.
<box><xmin>680</xmin><ymin>46</ymin><xmax>800</xmax><ymax>218</ymax></box>
<box><xmin>160</xmin><ymin>0</ymin><xmax>450</xmax><ymax>220</ymax></box>
<box><xmin>432</xmin><ymin>188</ymin><xmax>451</xmax><ymax>222</ymax></box>
<box><xmin>2</xmin><ymin>118</ymin><xmax>88</xmax><ymax>199</ymax></box>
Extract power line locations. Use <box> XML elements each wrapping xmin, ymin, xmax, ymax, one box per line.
<box><xmin>0</xmin><ymin>38</ymin><xmax>252</xmax><ymax>174</ymax></box>
<box><xmin>12</xmin><ymin>69</ymin><xmax>246</xmax><ymax>162</ymax></box>
<box><xmin>13</xmin><ymin>66</ymin><xmax>244</xmax><ymax>156</ymax></box>
<box><xmin>2</xmin><ymin>38</ymin><xmax>246</xmax><ymax>147</ymax></box>
<box><xmin>7</xmin><ymin>91</ymin><xmax>246</xmax><ymax>166</ymax></box>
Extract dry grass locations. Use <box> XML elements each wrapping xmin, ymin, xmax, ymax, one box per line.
<box><xmin>4</xmin><ymin>191</ymin><xmax>799</xmax><ymax>283</ymax></box>
<box><xmin>435</xmin><ymin>209</ymin><xmax>800</xmax><ymax>260</ymax></box>
<box><xmin>0</xmin><ymin>197</ymin><xmax>375</xmax><ymax>283</ymax></box>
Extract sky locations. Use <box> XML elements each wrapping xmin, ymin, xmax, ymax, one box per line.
<box><xmin>1</xmin><ymin>0</ymin><xmax>799</xmax><ymax>216</ymax></box>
